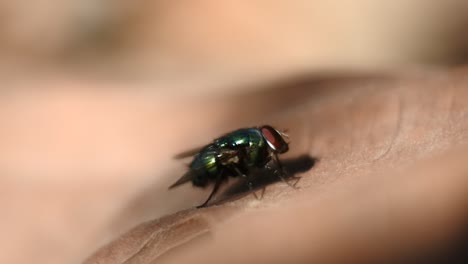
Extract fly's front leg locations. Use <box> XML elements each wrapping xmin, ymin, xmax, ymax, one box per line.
<box><xmin>273</xmin><ymin>153</ymin><xmax>300</xmax><ymax>189</ymax></box>
<box><xmin>231</xmin><ymin>165</ymin><xmax>261</xmax><ymax>200</ymax></box>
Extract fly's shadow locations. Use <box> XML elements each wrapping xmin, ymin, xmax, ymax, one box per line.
<box><xmin>216</xmin><ymin>155</ymin><xmax>317</xmax><ymax>203</ymax></box>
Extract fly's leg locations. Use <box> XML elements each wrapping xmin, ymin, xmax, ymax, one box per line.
<box><xmin>274</xmin><ymin>153</ymin><xmax>300</xmax><ymax>189</ymax></box>
<box><xmin>232</xmin><ymin>165</ymin><xmax>261</xmax><ymax>200</ymax></box>
<box><xmin>248</xmin><ymin>181</ymin><xmax>260</xmax><ymax>200</ymax></box>
<box><xmin>197</xmin><ymin>172</ymin><xmax>223</xmax><ymax>208</ymax></box>
<box><xmin>197</xmin><ymin>179</ymin><xmax>221</xmax><ymax>208</ymax></box>
<box><xmin>258</xmin><ymin>186</ymin><xmax>266</xmax><ymax>199</ymax></box>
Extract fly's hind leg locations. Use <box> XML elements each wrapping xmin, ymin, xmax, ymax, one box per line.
<box><xmin>197</xmin><ymin>172</ymin><xmax>223</xmax><ymax>208</ymax></box>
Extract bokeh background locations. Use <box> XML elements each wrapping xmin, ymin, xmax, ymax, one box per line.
<box><xmin>2</xmin><ymin>0</ymin><xmax>468</xmax><ymax>86</ymax></box>
<box><xmin>2</xmin><ymin>1</ymin><xmax>468</xmax><ymax>263</ymax></box>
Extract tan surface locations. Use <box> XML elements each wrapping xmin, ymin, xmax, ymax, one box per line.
<box><xmin>81</xmin><ymin>68</ymin><xmax>468</xmax><ymax>263</ymax></box>
<box><xmin>2</xmin><ymin>1</ymin><xmax>468</xmax><ymax>263</ymax></box>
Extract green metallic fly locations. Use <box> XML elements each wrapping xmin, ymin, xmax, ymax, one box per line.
<box><xmin>169</xmin><ymin>125</ymin><xmax>291</xmax><ymax>208</ymax></box>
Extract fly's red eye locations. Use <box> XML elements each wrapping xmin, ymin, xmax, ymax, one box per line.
<box><xmin>261</xmin><ymin>127</ymin><xmax>277</xmax><ymax>148</ymax></box>
<box><xmin>261</xmin><ymin>126</ymin><xmax>287</xmax><ymax>152</ymax></box>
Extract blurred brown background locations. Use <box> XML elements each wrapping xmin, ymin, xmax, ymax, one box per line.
<box><xmin>2</xmin><ymin>0</ymin><xmax>468</xmax><ymax>84</ymax></box>
<box><xmin>2</xmin><ymin>1</ymin><xmax>468</xmax><ymax>264</ymax></box>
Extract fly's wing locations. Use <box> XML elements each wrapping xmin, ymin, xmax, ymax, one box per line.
<box><xmin>173</xmin><ymin>128</ymin><xmax>247</xmax><ymax>159</ymax></box>
<box><xmin>173</xmin><ymin>146</ymin><xmax>205</xmax><ymax>159</ymax></box>
<box><xmin>169</xmin><ymin>148</ymin><xmax>241</xmax><ymax>189</ymax></box>
<box><xmin>168</xmin><ymin>170</ymin><xmax>196</xmax><ymax>189</ymax></box>
<box><xmin>170</xmin><ymin>145</ymin><xmax>208</xmax><ymax>189</ymax></box>
<box><xmin>173</xmin><ymin>144</ymin><xmax>239</xmax><ymax>160</ymax></box>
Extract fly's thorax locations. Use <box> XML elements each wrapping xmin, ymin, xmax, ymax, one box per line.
<box><xmin>245</xmin><ymin>135</ymin><xmax>269</xmax><ymax>167</ymax></box>
<box><xmin>214</xmin><ymin>128</ymin><xmax>268</xmax><ymax>167</ymax></box>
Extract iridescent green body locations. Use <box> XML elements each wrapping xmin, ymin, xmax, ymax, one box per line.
<box><xmin>215</xmin><ymin>128</ymin><xmax>268</xmax><ymax>167</ymax></box>
<box><xmin>170</xmin><ymin>125</ymin><xmax>290</xmax><ymax>208</ymax></box>
<box><xmin>190</xmin><ymin>128</ymin><xmax>270</xmax><ymax>187</ymax></box>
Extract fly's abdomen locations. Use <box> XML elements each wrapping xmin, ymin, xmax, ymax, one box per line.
<box><xmin>190</xmin><ymin>147</ymin><xmax>220</xmax><ymax>187</ymax></box>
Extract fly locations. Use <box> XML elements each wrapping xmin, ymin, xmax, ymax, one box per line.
<box><xmin>169</xmin><ymin>125</ymin><xmax>292</xmax><ymax>208</ymax></box>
